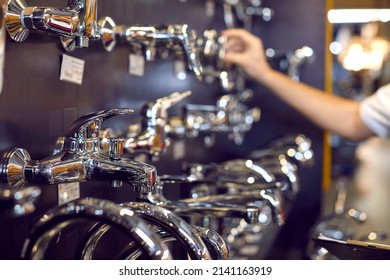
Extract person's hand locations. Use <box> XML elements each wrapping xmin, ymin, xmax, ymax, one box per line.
<box><xmin>221</xmin><ymin>29</ymin><xmax>272</xmax><ymax>83</ymax></box>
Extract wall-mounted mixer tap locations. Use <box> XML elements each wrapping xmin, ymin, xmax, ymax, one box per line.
<box><xmin>138</xmin><ymin>175</ymin><xmax>270</xmax><ymax>225</ymax></box>
<box><xmin>169</xmin><ymin>94</ymin><xmax>260</xmax><ymax>146</ymax></box>
<box><xmin>266</xmin><ymin>46</ymin><xmax>315</xmax><ymax>81</ymax></box>
<box><xmin>5</xmin><ymin>0</ymin><xmax>100</xmax><ymax>51</ymax></box>
<box><xmin>98</xmin><ymin>16</ymin><xmax>203</xmax><ymax>80</ymax></box>
<box><xmin>100</xmin><ymin>91</ymin><xmax>191</xmax><ymax>162</ymax></box>
<box><xmin>205</xmin><ymin>0</ymin><xmax>274</xmax><ymax>30</ymax></box>
<box><xmin>0</xmin><ymin>109</ymin><xmax>157</xmax><ymax>194</ymax></box>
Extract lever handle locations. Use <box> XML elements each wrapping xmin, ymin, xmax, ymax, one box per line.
<box><xmin>64</xmin><ymin>108</ymin><xmax>133</xmax><ymax>139</ymax></box>
<box><xmin>144</xmin><ymin>91</ymin><xmax>191</xmax><ymax>119</ymax></box>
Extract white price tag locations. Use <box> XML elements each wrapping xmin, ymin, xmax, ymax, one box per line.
<box><xmin>129</xmin><ymin>54</ymin><xmax>145</xmax><ymax>77</ymax></box>
<box><xmin>58</xmin><ymin>182</ymin><xmax>80</xmax><ymax>205</ymax></box>
<box><xmin>172</xmin><ymin>140</ymin><xmax>186</xmax><ymax>160</ymax></box>
<box><xmin>174</xmin><ymin>60</ymin><xmax>187</xmax><ymax>80</ymax></box>
<box><xmin>60</xmin><ymin>54</ymin><xmax>85</xmax><ymax>85</ymax></box>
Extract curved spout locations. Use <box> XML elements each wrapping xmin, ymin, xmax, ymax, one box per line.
<box><xmin>143</xmin><ymin>181</ymin><xmax>261</xmax><ymax>224</ymax></box>
<box><xmin>91</xmin><ymin>153</ymin><xmax>157</xmax><ymax>194</ymax></box>
<box><xmin>177</xmin><ymin>188</ymin><xmax>285</xmax><ymax>226</ymax></box>
<box><xmin>190</xmin><ymin>225</ymin><xmax>229</xmax><ymax>260</ymax></box>
<box><xmin>21</xmin><ymin>198</ymin><xmax>172</xmax><ymax>260</ymax></box>
<box><xmin>78</xmin><ymin>202</ymin><xmax>214</xmax><ymax>260</ymax></box>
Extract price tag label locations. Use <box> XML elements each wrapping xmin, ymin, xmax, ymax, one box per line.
<box><xmin>129</xmin><ymin>54</ymin><xmax>145</xmax><ymax>77</ymax></box>
<box><xmin>58</xmin><ymin>182</ymin><xmax>80</xmax><ymax>206</ymax></box>
<box><xmin>60</xmin><ymin>54</ymin><xmax>85</xmax><ymax>85</ymax></box>
<box><xmin>172</xmin><ymin>140</ymin><xmax>186</xmax><ymax>160</ymax></box>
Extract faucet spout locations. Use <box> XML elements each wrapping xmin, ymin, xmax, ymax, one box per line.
<box><xmin>0</xmin><ymin>108</ymin><xmax>157</xmax><ymax>193</ymax></box>
<box><xmin>92</xmin><ymin>154</ymin><xmax>157</xmax><ymax>194</ymax></box>
<box><xmin>141</xmin><ymin>180</ymin><xmax>260</xmax><ymax>224</ymax></box>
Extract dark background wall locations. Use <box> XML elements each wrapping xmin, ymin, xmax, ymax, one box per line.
<box><xmin>0</xmin><ymin>0</ymin><xmax>326</xmax><ymax>259</ymax></box>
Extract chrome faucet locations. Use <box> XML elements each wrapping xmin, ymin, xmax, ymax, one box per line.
<box><xmin>249</xmin><ymin>134</ymin><xmax>314</xmax><ymax>167</ymax></box>
<box><xmin>99</xmin><ymin>91</ymin><xmax>191</xmax><ymax>162</ymax></box>
<box><xmin>169</xmin><ymin>94</ymin><xmax>261</xmax><ymax>146</ymax></box>
<box><xmin>0</xmin><ymin>109</ymin><xmax>157</xmax><ymax>194</ymax></box>
<box><xmin>5</xmin><ymin>0</ymin><xmax>100</xmax><ymax>51</ymax></box>
<box><xmin>98</xmin><ymin>16</ymin><xmax>203</xmax><ymax>80</ymax></box>
<box><xmin>266</xmin><ymin>47</ymin><xmax>315</xmax><ymax>81</ymax></box>
<box><xmin>77</xmin><ymin>202</ymin><xmax>227</xmax><ymax>260</ymax></box>
<box><xmin>125</xmin><ymin>91</ymin><xmax>191</xmax><ymax>161</ymax></box>
<box><xmin>21</xmin><ymin>198</ymin><xmax>172</xmax><ymax>260</ymax></box>
<box><xmin>139</xmin><ymin>176</ymin><xmax>265</xmax><ymax>225</ymax></box>
<box><xmin>205</xmin><ymin>0</ymin><xmax>274</xmax><ymax>29</ymax></box>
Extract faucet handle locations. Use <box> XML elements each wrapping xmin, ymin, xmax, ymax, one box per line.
<box><xmin>98</xmin><ymin>16</ymin><xmax>117</xmax><ymax>52</ymax></box>
<box><xmin>145</xmin><ymin>91</ymin><xmax>192</xmax><ymax>119</ymax></box>
<box><xmin>167</xmin><ymin>24</ymin><xmax>203</xmax><ymax>80</ymax></box>
<box><xmin>64</xmin><ymin>108</ymin><xmax>133</xmax><ymax>139</ymax></box>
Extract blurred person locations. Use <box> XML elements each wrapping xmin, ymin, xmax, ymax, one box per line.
<box><xmin>221</xmin><ymin>28</ymin><xmax>390</xmax><ymax>142</ymax></box>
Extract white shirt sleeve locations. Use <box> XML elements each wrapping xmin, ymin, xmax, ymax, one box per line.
<box><xmin>360</xmin><ymin>83</ymin><xmax>390</xmax><ymax>137</ymax></box>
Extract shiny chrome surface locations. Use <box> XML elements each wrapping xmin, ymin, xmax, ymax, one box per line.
<box><xmin>0</xmin><ymin>109</ymin><xmax>157</xmax><ymax>194</ymax></box>
<box><xmin>98</xmin><ymin>16</ymin><xmax>202</xmax><ymax>79</ymax></box>
<box><xmin>183</xmin><ymin>158</ymin><xmax>299</xmax><ymax>200</ymax></box>
<box><xmin>266</xmin><ymin>47</ymin><xmax>315</xmax><ymax>81</ymax></box>
<box><xmin>249</xmin><ymin>134</ymin><xmax>314</xmax><ymax>166</ymax></box>
<box><xmin>0</xmin><ymin>186</ymin><xmax>41</xmax><ymax>219</ymax></box>
<box><xmin>287</xmin><ymin>46</ymin><xmax>315</xmax><ymax>81</ymax></box>
<box><xmin>191</xmin><ymin>225</ymin><xmax>229</xmax><ymax>260</ymax></box>
<box><xmin>0</xmin><ymin>147</ymin><xmax>31</xmax><ymax>188</ymax></box>
<box><xmin>5</xmin><ymin>0</ymin><xmax>99</xmax><ymax>51</ymax></box>
<box><xmin>207</xmin><ymin>0</ymin><xmax>274</xmax><ymax>30</ymax></box>
<box><xmin>142</xmin><ymin>180</ymin><xmax>261</xmax><ymax>224</ymax></box>
<box><xmin>100</xmin><ymin>91</ymin><xmax>191</xmax><ymax>161</ymax></box>
<box><xmin>178</xmin><ymin>188</ymin><xmax>285</xmax><ymax>226</ymax></box>
<box><xmin>21</xmin><ymin>198</ymin><xmax>172</xmax><ymax>260</ymax></box>
<box><xmin>168</xmin><ymin>94</ymin><xmax>260</xmax><ymax>146</ymax></box>
<box><xmin>80</xmin><ymin>202</ymin><xmax>214</xmax><ymax>260</ymax></box>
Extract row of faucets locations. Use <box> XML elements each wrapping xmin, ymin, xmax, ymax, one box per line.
<box><xmin>0</xmin><ymin>96</ymin><xmax>314</xmax><ymax>258</ymax></box>
<box><xmin>0</xmin><ymin>0</ymin><xmax>313</xmax><ymax>85</ymax></box>
<box><xmin>0</xmin><ymin>0</ymin><xmax>316</xmax><ymax>259</ymax></box>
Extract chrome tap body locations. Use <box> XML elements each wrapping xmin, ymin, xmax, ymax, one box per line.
<box><xmin>140</xmin><ymin>177</ymin><xmax>261</xmax><ymax>225</ymax></box>
<box><xmin>98</xmin><ymin>16</ymin><xmax>202</xmax><ymax>79</ymax></box>
<box><xmin>21</xmin><ymin>198</ymin><xmax>172</xmax><ymax>260</ymax></box>
<box><xmin>111</xmin><ymin>91</ymin><xmax>191</xmax><ymax>161</ymax></box>
<box><xmin>0</xmin><ymin>109</ymin><xmax>157</xmax><ymax>194</ymax></box>
<box><xmin>78</xmin><ymin>202</ymin><xmax>222</xmax><ymax>260</ymax></box>
<box><xmin>5</xmin><ymin>0</ymin><xmax>99</xmax><ymax>50</ymax></box>
<box><xmin>168</xmin><ymin>94</ymin><xmax>260</xmax><ymax>146</ymax></box>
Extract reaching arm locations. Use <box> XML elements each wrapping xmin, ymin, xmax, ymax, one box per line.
<box><xmin>221</xmin><ymin>29</ymin><xmax>374</xmax><ymax>141</ymax></box>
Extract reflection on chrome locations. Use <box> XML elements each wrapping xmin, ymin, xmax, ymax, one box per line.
<box><xmin>98</xmin><ymin>16</ymin><xmax>202</xmax><ymax>79</ymax></box>
<box><xmin>5</xmin><ymin>0</ymin><xmax>100</xmax><ymax>51</ymax></box>
<box><xmin>21</xmin><ymin>198</ymin><xmax>172</xmax><ymax>260</ymax></box>
<box><xmin>79</xmin><ymin>202</ymin><xmax>223</xmax><ymax>260</ymax></box>
<box><xmin>0</xmin><ymin>109</ymin><xmax>157</xmax><ymax>194</ymax></box>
